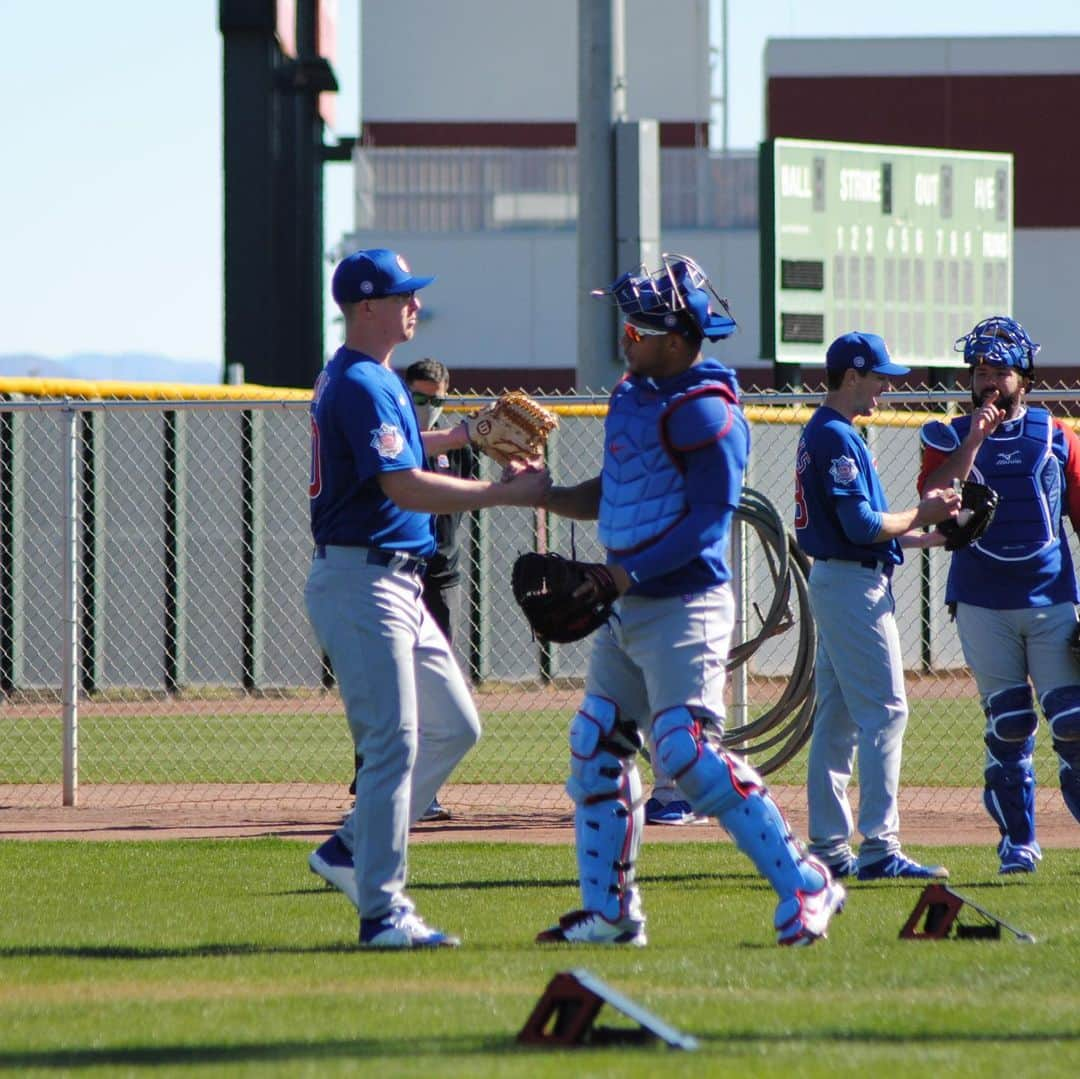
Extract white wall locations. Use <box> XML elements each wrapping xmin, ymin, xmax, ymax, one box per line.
<box><xmin>360</xmin><ymin>0</ymin><xmax>710</xmax><ymax>123</ymax></box>
<box><xmin>337</xmin><ymin>225</ymin><xmax>1073</xmax><ymax>381</ymax></box>
<box><xmin>1012</xmin><ymin>228</ymin><xmax>1080</xmax><ymax>372</ymax></box>
<box><xmin>342</xmin><ymin>229</ymin><xmax>761</xmax><ymax>384</ymax></box>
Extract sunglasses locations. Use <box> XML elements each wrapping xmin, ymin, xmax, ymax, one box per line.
<box><xmin>411</xmin><ymin>391</ymin><xmax>446</xmax><ymax>407</ymax></box>
<box><xmin>623</xmin><ymin>321</ymin><xmax>669</xmax><ymax>344</ymax></box>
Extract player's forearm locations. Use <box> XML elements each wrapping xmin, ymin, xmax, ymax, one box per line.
<box><xmin>899</xmin><ymin>528</ymin><xmax>947</xmax><ymax>549</ymax></box>
<box><xmin>874</xmin><ymin>488</ymin><xmax>959</xmax><ymax>541</ymax></box>
<box><xmin>543</xmin><ymin>476</ymin><xmax>602</xmax><ymax>520</ymax></box>
<box><xmin>379</xmin><ymin>468</ymin><xmax>546</xmax><ymax>513</ymax></box>
<box><xmin>871</xmin><ymin>508</ymin><xmax>920</xmax><ymax>542</ymax></box>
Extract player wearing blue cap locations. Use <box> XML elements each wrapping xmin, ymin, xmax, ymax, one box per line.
<box><xmin>304</xmin><ymin>248</ymin><xmax>550</xmax><ymax>948</ymax></box>
<box><xmin>536</xmin><ymin>254</ymin><xmax>845</xmax><ymax>948</ymax></box>
<box><xmin>918</xmin><ymin>316</ymin><xmax>1080</xmax><ymax>873</ymax></box>
<box><xmin>795</xmin><ymin>332</ymin><xmax>960</xmax><ymax>881</ymax></box>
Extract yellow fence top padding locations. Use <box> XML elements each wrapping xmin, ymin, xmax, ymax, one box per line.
<box><xmin>0</xmin><ymin>376</ymin><xmax>311</xmax><ymax>402</ymax></box>
<box><xmin>4</xmin><ymin>378</ymin><xmax>1076</xmax><ymax>435</ymax></box>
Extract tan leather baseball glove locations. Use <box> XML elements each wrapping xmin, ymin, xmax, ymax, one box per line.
<box><xmin>464</xmin><ymin>391</ymin><xmax>559</xmax><ymax>467</ymax></box>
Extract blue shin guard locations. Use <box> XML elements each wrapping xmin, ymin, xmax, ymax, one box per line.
<box><xmin>566</xmin><ymin>695</ymin><xmax>645</xmax><ymax>923</ymax></box>
<box><xmin>652</xmin><ymin>707</ymin><xmax>825</xmax><ymax>899</ymax></box>
<box><xmin>983</xmin><ymin>685</ymin><xmax>1039</xmax><ymax>847</ymax></box>
<box><xmin>1043</xmin><ymin>685</ymin><xmax>1080</xmax><ymax>825</ymax></box>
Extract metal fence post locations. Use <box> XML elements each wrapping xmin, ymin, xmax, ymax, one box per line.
<box><xmin>731</xmin><ymin>517</ymin><xmax>749</xmax><ymax>727</ymax></box>
<box><xmin>61</xmin><ymin>406</ymin><xmax>80</xmax><ymax>806</ymax></box>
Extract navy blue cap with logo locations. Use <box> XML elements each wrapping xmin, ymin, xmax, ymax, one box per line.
<box><xmin>825</xmin><ymin>332</ymin><xmax>910</xmax><ymax>377</ymax></box>
<box><xmin>331</xmin><ymin>248</ymin><xmax>436</xmax><ymax>304</ymax></box>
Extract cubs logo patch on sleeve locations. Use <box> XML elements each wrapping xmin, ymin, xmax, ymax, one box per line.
<box><xmin>829</xmin><ymin>455</ymin><xmax>859</xmax><ymax>485</ymax></box>
<box><xmin>370</xmin><ymin>422</ymin><xmax>406</xmax><ymax>460</ymax></box>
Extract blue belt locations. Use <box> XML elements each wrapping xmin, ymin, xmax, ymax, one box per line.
<box><xmin>313</xmin><ymin>544</ymin><xmax>427</xmax><ymax>577</ymax></box>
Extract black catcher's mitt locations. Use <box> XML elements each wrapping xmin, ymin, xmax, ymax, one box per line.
<box><xmin>511</xmin><ymin>552</ymin><xmax>619</xmax><ymax>643</ymax></box>
<box><xmin>937</xmin><ymin>480</ymin><xmax>1000</xmax><ymax>551</ymax></box>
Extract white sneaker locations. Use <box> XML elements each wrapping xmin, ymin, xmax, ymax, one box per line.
<box><xmin>308</xmin><ymin>835</ymin><xmax>359</xmax><ymax>909</ymax></box>
<box><xmin>536</xmin><ymin>909</ymin><xmax>647</xmax><ymax>946</ymax></box>
<box><xmin>359</xmin><ymin>906</ymin><xmax>460</xmax><ymax>949</ymax></box>
<box><xmin>775</xmin><ymin>860</ymin><xmax>846</xmax><ymax>947</ymax></box>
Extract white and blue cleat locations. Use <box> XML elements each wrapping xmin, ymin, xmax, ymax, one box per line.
<box><xmin>998</xmin><ymin>838</ymin><xmax>1041</xmax><ymax>875</ymax></box>
<box><xmin>308</xmin><ymin>834</ymin><xmax>359</xmax><ymax>908</ymax></box>
<box><xmin>856</xmin><ymin>851</ymin><xmax>949</xmax><ymax>881</ymax></box>
<box><xmin>359</xmin><ymin>906</ymin><xmax>460</xmax><ymax>949</ymax></box>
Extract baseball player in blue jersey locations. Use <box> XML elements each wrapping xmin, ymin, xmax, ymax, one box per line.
<box><xmin>536</xmin><ymin>254</ymin><xmax>845</xmax><ymax>948</ymax></box>
<box><xmin>918</xmin><ymin>316</ymin><xmax>1080</xmax><ymax>873</ymax></box>
<box><xmin>304</xmin><ymin>248</ymin><xmax>550</xmax><ymax>949</ymax></box>
<box><xmin>795</xmin><ymin>332</ymin><xmax>960</xmax><ymax>881</ymax></box>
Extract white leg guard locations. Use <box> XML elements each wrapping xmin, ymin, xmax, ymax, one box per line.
<box><xmin>652</xmin><ymin>706</ymin><xmax>827</xmax><ymax>900</ymax></box>
<box><xmin>566</xmin><ymin>695</ymin><xmax>645</xmax><ymax>923</ymax></box>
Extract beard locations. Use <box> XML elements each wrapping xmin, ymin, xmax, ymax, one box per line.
<box><xmin>972</xmin><ymin>387</ymin><xmax>1017</xmax><ymax>416</ymax></box>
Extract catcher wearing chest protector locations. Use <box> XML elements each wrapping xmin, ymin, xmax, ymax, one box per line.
<box><xmin>918</xmin><ymin>315</ymin><xmax>1080</xmax><ymax>875</ymax></box>
<box><xmin>515</xmin><ymin>252</ymin><xmax>846</xmax><ymax>950</ymax></box>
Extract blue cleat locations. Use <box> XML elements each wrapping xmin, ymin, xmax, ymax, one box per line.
<box><xmin>418</xmin><ymin>797</ymin><xmax>452</xmax><ymax>823</ymax></box>
<box><xmin>644</xmin><ymin>797</ymin><xmax>706</xmax><ymax>825</ymax></box>
<box><xmin>998</xmin><ymin>839</ymin><xmax>1041</xmax><ymax>875</ymax></box>
<box><xmin>857</xmin><ymin>852</ymin><xmax>949</xmax><ymax>881</ymax></box>
<box><xmin>822</xmin><ymin>854</ymin><xmax>858</xmax><ymax>880</ymax></box>
<box><xmin>308</xmin><ymin>834</ymin><xmax>359</xmax><ymax>908</ymax></box>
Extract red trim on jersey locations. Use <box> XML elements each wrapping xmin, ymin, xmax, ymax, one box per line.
<box><xmin>915</xmin><ymin>444</ymin><xmax>947</xmax><ymax>496</ymax></box>
<box><xmin>1056</xmin><ymin>418</ymin><xmax>1080</xmax><ymax>534</ymax></box>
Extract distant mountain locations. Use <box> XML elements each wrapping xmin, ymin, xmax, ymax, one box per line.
<box><xmin>0</xmin><ymin>352</ymin><xmax>222</xmax><ymax>385</ymax></box>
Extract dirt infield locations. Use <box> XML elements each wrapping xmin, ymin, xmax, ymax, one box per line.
<box><xmin>2</xmin><ymin>783</ymin><xmax>1076</xmax><ymax>848</ymax></box>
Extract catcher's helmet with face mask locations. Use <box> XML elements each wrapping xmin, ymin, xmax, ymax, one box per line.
<box><xmin>954</xmin><ymin>316</ymin><xmax>1040</xmax><ymax>374</ymax></box>
<box><xmin>591</xmin><ymin>253</ymin><xmax>737</xmax><ymax>342</ymax></box>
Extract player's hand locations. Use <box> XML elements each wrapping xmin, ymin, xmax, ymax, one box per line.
<box><xmin>496</xmin><ymin>464</ymin><xmax>552</xmax><ymax>507</ymax></box>
<box><xmin>969</xmin><ymin>389</ymin><xmax>1005</xmax><ymax>443</ymax></box>
<box><xmin>917</xmin><ymin>485</ymin><xmax>961</xmax><ymax>526</ymax></box>
<box><xmin>499</xmin><ymin>454</ymin><xmax>546</xmax><ymax>481</ymax></box>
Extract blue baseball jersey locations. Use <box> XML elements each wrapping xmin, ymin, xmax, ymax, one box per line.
<box><xmin>795</xmin><ymin>405</ymin><xmax>901</xmax><ymax>565</ymax></box>
<box><xmin>308</xmin><ymin>346</ymin><xmax>436</xmax><ymax>555</ymax></box>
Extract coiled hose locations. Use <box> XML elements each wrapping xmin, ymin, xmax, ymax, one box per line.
<box><xmin>722</xmin><ymin>486</ymin><xmax>816</xmax><ymax>775</ymax></box>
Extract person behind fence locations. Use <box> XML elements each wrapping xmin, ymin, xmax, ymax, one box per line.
<box><xmin>794</xmin><ymin>331</ymin><xmax>961</xmax><ymax>882</ymax></box>
<box><xmin>917</xmin><ymin>316</ymin><xmax>1080</xmax><ymax>874</ymax></box>
<box><xmin>534</xmin><ymin>253</ymin><xmax>846</xmax><ymax>947</ymax></box>
<box><xmin>303</xmin><ymin>248</ymin><xmax>550</xmax><ymax>949</ymax></box>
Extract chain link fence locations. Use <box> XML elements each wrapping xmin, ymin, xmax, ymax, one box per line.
<box><xmin>3</xmin><ymin>384</ymin><xmax>1079</xmax><ymax>822</ymax></box>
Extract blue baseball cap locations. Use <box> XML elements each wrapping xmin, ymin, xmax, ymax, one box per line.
<box><xmin>826</xmin><ymin>332</ymin><xmax>910</xmax><ymax>377</ymax></box>
<box><xmin>331</xmin><ymin>248</ymin><xmax>435</xmax><ymax>304</ymax></box>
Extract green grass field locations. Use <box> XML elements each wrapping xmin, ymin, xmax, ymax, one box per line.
<box><xmin>0</xmin><ymin>698</ymin><xmax>1060</xmax><ymax>789</ymax></box>
<box><xmin>2</xmin><ymin>839</ymin><xmax>1079</xmax><ymax>1076</ymax></box>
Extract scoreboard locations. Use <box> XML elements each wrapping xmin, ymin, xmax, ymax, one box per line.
<box><xmin>760</xmin><ymin>138</ymin><xmax>1013</xmax><ymax>367</ymax></box>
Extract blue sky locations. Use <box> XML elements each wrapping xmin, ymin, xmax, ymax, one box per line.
<box><xmin>3</xmin><ymin>1</ymin><xmax>1079</xmax><ymax>367</ymax></box>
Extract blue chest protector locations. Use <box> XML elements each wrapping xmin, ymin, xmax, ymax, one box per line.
<box><xmin>922</xmin><ymin>407</ymin><xmax>1077</xmax><ymax>608</ymax></box>
<box><xmin>960</xmin><ymin>408</ymin><xmax>1058</xmax><ymax>562</ymax></box>
<box><xmin>598</xmin><ymin>372</ymin><xmax>740</xmax><ymax>554</ymax></box>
